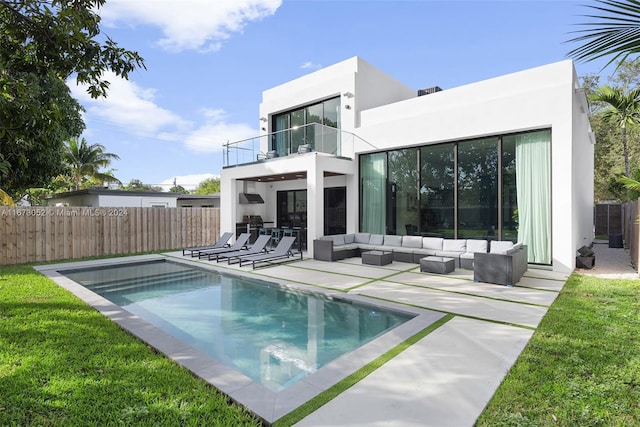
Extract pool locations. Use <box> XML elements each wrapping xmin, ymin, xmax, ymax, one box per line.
<box><xmin>60</xmin><ymin>260</ymin><xmax>413</xmax><ymax>391</ymax></box>
<box><xmin>36</xmin><ymin>254</ymin><xmax>442</xmax><ymax>422</ymax></box>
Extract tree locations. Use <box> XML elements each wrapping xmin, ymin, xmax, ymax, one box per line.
<box><xmin>0</xmin><ymin>0</ymin><xmax>145</xmax><ymax>199</ymax></box>
<box><xmin>0</xmin><ymin>0</ymin><xmax>145</xmax><ymax>98</ymax></box>
<box><xmin>567</xmin><ymin>0</ymin><xmax>640</xmax><ymax>67</ymax></box>
<box><xmin>122</xmin><ymin>179</ymin><xmax>162</xmax><ymax>192</ymax></box>
<box><xmin>0</xmin><ymin>73</ymin><xmax>85</xmax><ymax>198</ymax></box>
<box><xmin>590</xmin><ymin>85</ymin><xmax>640</xmax><ymax>179</ymax></box>
<box><xmin>63</xmin><ymin>138</ymin><xmax>121</xmax><ymax>190</ymax></box>
<box><xmin>169</xmin><ymin>185</ymin><xmax>189</xmax><ymax>194</ymax></box>
<box><xmin>193</xmin><ymin>177</ymin><xmax>221</xmax><ymax>195</ymax></box>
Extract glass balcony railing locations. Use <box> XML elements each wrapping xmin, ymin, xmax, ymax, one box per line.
<box><xmin>222</xmin><ymin>123</ymin><xmax>376</xmax><ymax>168</ymax></box>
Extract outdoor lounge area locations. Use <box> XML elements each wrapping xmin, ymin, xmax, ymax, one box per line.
<box><xmin>313</xmin><ymin>233</ymin><xmax>528</xmax><ymax>286</ymax></box>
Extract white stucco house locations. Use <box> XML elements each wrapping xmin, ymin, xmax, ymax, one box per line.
<box><xmin>47</xmin><ymin>189</ymin><xmax>220</xmax><ymax>208</ymax></box>
<box><xmin>220</xmin><ymin>56</ymin><xmax>594</xmax><ymax>273</ymax></box>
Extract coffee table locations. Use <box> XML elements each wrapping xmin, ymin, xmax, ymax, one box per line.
<box><xmin>361</xmin><ymin>250</ymin><xmax>393</xmax><ymax>266</ymax></box>
<box><xmin>420</xmin><ymin>256</ymin><xmax>455</xmax><ymax>274</ymax></box>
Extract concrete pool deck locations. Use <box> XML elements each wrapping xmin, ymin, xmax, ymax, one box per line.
<box><xmin>169</xmin><ymin>252</ymin><xmax>569</xmax><ymax>426</ymax></box>
<box><xmin>39</xmin><ymin>251</ymin><xmax>574</xmax><ymax>426</ymax></box>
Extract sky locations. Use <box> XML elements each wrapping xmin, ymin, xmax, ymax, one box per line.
<box><xmin>70</xmin><ymin>0</ymin><xmax>615</xmax><ymax>191</ymax></box>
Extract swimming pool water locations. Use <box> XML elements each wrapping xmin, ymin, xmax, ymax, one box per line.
<box><xmin>62</xmin><ymin>260</ymin><xmax>414</xmax><ymax>391</ymax></box>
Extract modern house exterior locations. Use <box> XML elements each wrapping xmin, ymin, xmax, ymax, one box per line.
<box><xmin>220</xmin><ymin>56</ymin><xmax>594</xmax><ymax>273</ymax></box>
<box><xmin>47</xmin><ymin>189</ymin><xmax>220</xmax><ymax>208</ymax></box>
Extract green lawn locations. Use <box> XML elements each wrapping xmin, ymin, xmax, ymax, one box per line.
<box><xmin>0</xmin><ymin>265</ymin><xmax>261</xmax><ymax>426</ymax></box>
<box><xmin>477</xmin><ymin>274</ymin><xmax>640</xmax><ymax>426</ymax></box>
<box><xmin>2</xmin><ymin>265</ymin><xmax>639</xmax><ymax>426</ymax></box>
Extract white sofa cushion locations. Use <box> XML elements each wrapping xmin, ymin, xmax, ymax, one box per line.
<box><xmin>354</xmin><ymin>233</ymin><xmax>371</xmax><ymax>244</ymax></box>
<box><xmin>465</xmin><ymin>239</ymin><xmax>488</xmax><ymax>253</ymax></box>
<box><xmin>422</xmin><ymin>237</ymin><xmax>444</xmax><ymax>251</ymax></box>
<box><xmin>402</xmin><ymin>236</ymin><xmax>423</xmax><ymax>248</ymax></box>
<box><xmin>369</xmin><ymin>234</ymin><xmax>384</xmax><ymax>245</ymax></box>
<box><xmin>331</xmin><ymin>234</ymin><xmax>346</xmax><ymax>246</ymax></box>
<box><xmin>490</xmin><ymin>240</ymin><xmax>514</xmax><ymax>254</ymax></box>
<box><xmin>383</xmin><ymin>235</ymin><xmax>403</xmax><ymax>247</ymax></box>
<box><xmin>344</xmin><ymin>234</ymin><xmax>355</xmax><ymax>244</ymax></box>
<box><xmin>442</xmin><ymin>239</ymin><xmax>466</xmax><ymax>252</ymax></box>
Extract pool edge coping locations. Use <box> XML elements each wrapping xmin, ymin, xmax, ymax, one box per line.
<box><xmin>35</xmin><ymin>254</ymin><xmax>446</xmax><ymax>423</ymax></box>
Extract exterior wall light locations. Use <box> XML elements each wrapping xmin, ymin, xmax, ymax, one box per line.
<box><xmin>260</xmin><ymin>117</ymin><xmax>268</xmax><ymax>122</ymax></box>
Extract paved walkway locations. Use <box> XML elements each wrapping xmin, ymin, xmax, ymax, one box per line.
<box><xmin>575</xmin><ymin>241</ymin><xmax>638</xmax><ymax>279</ymax></box>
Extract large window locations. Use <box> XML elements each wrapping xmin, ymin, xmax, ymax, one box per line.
<box><xmin>277</xmin><ymin>190</ymin><xmax>307</xmax><ymax>228</ymax></box>
<box><xmin>420</xmin><ymin>143</ymin><xmax>455</xmax><ymax>238</ymax></box>
<box><xmin>388</xmin><ymin>149</ymin><xmax>419</xmax><ymax>235</ymax></box>
<box><xmin>359</xmin><ymin>129</ymin><xmax>552</xmax><ymax>265</ymax></box>
<box><xmin>457</xmin><ymin>137</ymin><xmax>498</xmax><ymax>239</ymax></box>
<box><xmin>272</xmin><ymin>97</ymin><xmax>341</xmax><ymax>156</ymax></box>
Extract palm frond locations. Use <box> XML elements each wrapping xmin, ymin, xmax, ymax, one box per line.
<box><xmin>619</xmin><ymin>175</ymin><xmax>640</xmax><ymax>190</ymax></box>
<box><xmin>567</xmin><ymin>0</ymin><xmax>640</xmax><ymax>66</ymax></box>
<box><xmin>0</xmin><ymin>188</ymin><xmax>15</xmax><ymax>206</ymax></box>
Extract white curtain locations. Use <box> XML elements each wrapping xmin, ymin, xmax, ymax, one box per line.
<box><xmin>360</xmin><ymin>153</ymin><xmax>386</xmax><ymax>234</ymax></box>
<box><xmin>516</xmin><ymin>130</ymin><xmax>551</xmax><ymax>264</ymax></box>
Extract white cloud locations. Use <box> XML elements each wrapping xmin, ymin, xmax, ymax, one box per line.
<box><xmin>184</xmin><ymin>113</ymin><xmax>257</xmax><ymax>153</ymax></box>
<box><xmin>300</xmin><ymin>61</ymin><xmax>322</xmax><ymax>70</ymax></box>
<box><xmin>100</xmin><ymin>0</ymin><xmax>282</xmax><ymax>52</ymax></box>
<box><xmin>160</xmin><ymin>173</ymin><xmax>219</xmax><ymax>191</ymax></box>
<box><xmin>71</xmin><ymin>75</ymin><xmax>256</xmax><ymax>154</ymax></box>
<box><xmin>71</xmin><ymin>72</ymin><xmax>191</xmax><ymax>136</ymax></box>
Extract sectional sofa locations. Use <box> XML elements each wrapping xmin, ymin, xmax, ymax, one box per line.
<box><xmin>313</xmin><ymin>233</ymin><xmax>528</xmax><ymax>286</ymax></box>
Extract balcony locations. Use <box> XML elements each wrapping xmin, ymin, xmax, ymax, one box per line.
<box><xmin>223</xmin><ymin>123</ymin><xmax>374</xmax><ymax>168</ymax></box>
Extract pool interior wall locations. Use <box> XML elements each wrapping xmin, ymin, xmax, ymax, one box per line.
<box><xmin>35</xmin><ymin>254</ymin><xmax>444</xmax><ymax>423</ymax></box>
<box><xmin>59</xmin><ymin>259</ymin><xmax>415</xmax><ymax>392</ymax></box>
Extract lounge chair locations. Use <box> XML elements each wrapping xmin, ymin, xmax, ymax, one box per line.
<box><xmin>209</xmin><ymin>235</ymin><xmax>272</xmax><ymax>263</ymax></box>
<box><xmin>182</xmin><ymin>232</ymin><xmax>233</xmax><ymax>257</ymax></box>
<box><xmin>238</xmin><ymin>236</ymin><xmax>301</xmax><ymax>269</ymax></box>
<box><xmin>197</xmin><ymin>233</ymin><xmax>250</xmax><ymax>259</ymax></box>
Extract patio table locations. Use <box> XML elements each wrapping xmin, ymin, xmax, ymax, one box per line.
<box><xmin>362</xmin><ymin>250</ymin><xmax>393</xmax><ymax>266</ymax></box>
<box><xmin>420</xmin><ymin>256</ymin><xmax>455</xmax><ymax>274</ymax></box>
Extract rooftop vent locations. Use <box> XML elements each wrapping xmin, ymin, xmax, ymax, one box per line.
<box><xmin>418</xmin><ymin>86</ymin><xmax>442</xmax><ymax>96</ymax></box>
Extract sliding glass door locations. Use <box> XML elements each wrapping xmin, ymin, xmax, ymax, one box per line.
<box><xmin>359</xmin><ymin>129</ymin><xmax>552</xmax><ymax>264</ymax></box>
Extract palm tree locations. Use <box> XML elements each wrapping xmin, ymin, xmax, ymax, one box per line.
<box><xmin>63</xmin><ymin>138</ymin><xmax>121</xmax><ymax>190</ymax></box>
<box><xmin>567</xmin><ymin>0</ymin><xmax>640</xmax><ymax>67</ymax></box>
<box><xmin>591</xmin><ymin>85</ymin><xmax>640</xmax><ymax>178</ymax></box>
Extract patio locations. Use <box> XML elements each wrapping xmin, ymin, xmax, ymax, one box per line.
<box><xmin>170</xmin><ymin>252</ymin><xmax>568</xmax><ymax>426</ymax></box>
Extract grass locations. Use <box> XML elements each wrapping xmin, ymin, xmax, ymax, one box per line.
<box><xmin>3</xmin><ymin>263</ymin><xmax>640</xmax><ymax>426</ymax></box>
<box><xmin>476</xmin><ymin>274</ymin><xmax>640</xmax><ymax>426</ymax></box>
<box><xmin>0</xmin><ymin>265</ymin><xmax>261</xmax><ymax>426</ymax></box>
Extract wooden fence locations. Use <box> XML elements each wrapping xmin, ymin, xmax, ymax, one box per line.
<box><xmin>0</xmin><ymin>207</ymin><xmax>220</xmax><ymax>265</ymax></box>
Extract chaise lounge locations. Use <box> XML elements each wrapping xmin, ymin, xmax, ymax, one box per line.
<box><xmin>197</xmin><ymin>233</ymin><xmax>250</xmax><ymax>259</ymax></box>
<box><xmin>212</xmin><ymin>235</ymin><xmax>271</xmax><ymax>263</ymax></box>
<box><xmin>238</xmin><ymin>236</ymin><xmax>300</xmax><ymax>269</ymax></box>
<box><xmin>182</xmin><ymin>232</ymin><xmax>233</xmax><ymax>257</ymax></box>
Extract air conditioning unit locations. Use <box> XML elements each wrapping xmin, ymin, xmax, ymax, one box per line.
<box><xmin>418</xmin><ymin>86</ymin><xmax>443</xmax><ymax>96</ymax></box>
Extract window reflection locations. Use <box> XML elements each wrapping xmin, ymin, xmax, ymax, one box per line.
<box><xmin>272</xmin><ymin>97</ymin><xmax>341</xmax><ymax>156</ymax></box>
<box><xmin>388</xmin><ymin>149</ymin><xmax>419</xmax><ymax>235</ymax></box>
<box><xmin>457</xmin><ymin>138</ymin><xmax>498</xmax><ymax>239</ymax></box>
<box><xmin>420</xmin><ymin>144</ymin><xmax>455</xmax><ymax>238</ymax></box>
<box><xmin>358</xmin><ymin>130</ymin><xmax>551</xmax><ymax>265</ymax></box>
